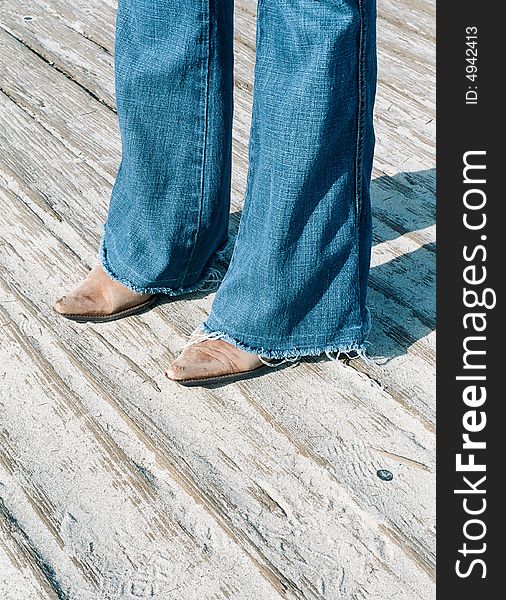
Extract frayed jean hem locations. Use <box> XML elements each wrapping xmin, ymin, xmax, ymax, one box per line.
<box><xmin>98</xmin><ymin>235</ymin><xmax>228</xmax><ymax>296</ymax></box>
<box><xmin>198</xmin><ymin>316</ymin><xmax>371</xmax><ymax>361</ymax></box>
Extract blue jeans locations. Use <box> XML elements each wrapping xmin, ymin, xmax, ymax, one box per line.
<box><xmin>100</xmin><ymin>0</ymin><xmax>377</xmax><ymax>359</ymax></box>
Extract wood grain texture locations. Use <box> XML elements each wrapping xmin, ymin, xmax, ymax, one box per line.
<box><xmin>0</xmin><ymin>510</ymin><xmax>59</xmax><ymax>600</ymax></box>
<box><xmin>0</xmin><ymin>0</ymin><xmax>436</xmax><ymax>598</ymax></box>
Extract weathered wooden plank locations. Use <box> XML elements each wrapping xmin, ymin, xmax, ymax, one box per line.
<box><xmin>0</xmin><ymin>511</ymin><xmax>58</xmax><ymax>600</ymax></box>
<box><xmin>0</xmin><ymin>28</ymin><xmax>119</xmax><ymax>183</ymax></box>
<box><xmin>20</xmin><ymin>0</ymin><xmax>117</xmax><ymax>53</ymax></box>
<box><xmin>0</xmin><ymin>172</ymin><xmax>430</xmax><ymax>596</ymax></box>
<box><xmin>0</xmin><ymin>0</ymin><xmax>116</xmax><ymax>107</ymax></box>
<box><xmin>0</xmin><ymin>286</ymin><xmax>287</xmax><ymax>600</ymax></box>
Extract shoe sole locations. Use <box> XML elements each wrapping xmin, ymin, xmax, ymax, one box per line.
<box><xmin>167</xmin><ymin>364</ymin><xmax>275</xmax><ymax>387</ymax></box>
<box><xmin>54</xmin><ymin>295</ymin><xmax>158</xmax><ymax>323</ymax></box>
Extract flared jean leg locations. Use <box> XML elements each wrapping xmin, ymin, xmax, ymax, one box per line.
<box><xmin>203</xmin><ymin>0</ymin><xmax>377</xmax><ymax>358</ymax></box>
<box><xmin>100</xmin><ymin>0</ymin><xmax>234</xmax><ymax>294</ymax></box>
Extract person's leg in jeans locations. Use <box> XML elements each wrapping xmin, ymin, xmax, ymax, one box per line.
<box><xmin>54</xmin><ymin>0</ymin><xmax>234</xmax><ymax>318</ymax></box>
<box><xmin>168</xmin><ymin>0</ymin><xmax>377</xmax><ymax>382</ymax></box>
<box><xmin>54</xmin><ymin>0</ymin><xmax>377</xmax><ymax>384</ymax></box>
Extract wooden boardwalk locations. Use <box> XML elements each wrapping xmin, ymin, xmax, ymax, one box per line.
<box><xmin>0</xmin><ymin>1</ymin><xmax>435</xmax><ymax>598</ymax></box>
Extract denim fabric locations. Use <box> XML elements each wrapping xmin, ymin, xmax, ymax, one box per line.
<box><xmin>100</xmin><ymin>0</ymin><xmax>377</xmax><ymax>358</ymax></box>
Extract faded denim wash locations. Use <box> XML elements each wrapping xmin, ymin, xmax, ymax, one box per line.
<box><xmin>100</xmin><ymin>0</ymin><xmax>377</xmax><ymax>359</ymax></box>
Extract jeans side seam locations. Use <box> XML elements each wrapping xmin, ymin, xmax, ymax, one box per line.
<box><xmin>180</xmin><ymin>0</ymin><xmax>212</xmax><ymax>287</ymax></box>
<box><xmin>354</xmin><ymin>0</ymin><xmax>370</xmax><ymax>327</ymax></box>
<box><xmin>355</xmin><ymin>0</ymin><xmax>366</xmax><ymax>220</ymax></box>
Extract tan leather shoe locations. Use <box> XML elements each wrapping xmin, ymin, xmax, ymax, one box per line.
<box><xmin>53</xmin><ymin>264</ymin><xmax>156</xmax><ymax>322</ymax></box>
<box><xmin>165</xmin><ymin>338</ymin><xmax>270</xmax><ymax>386</ymax></box>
